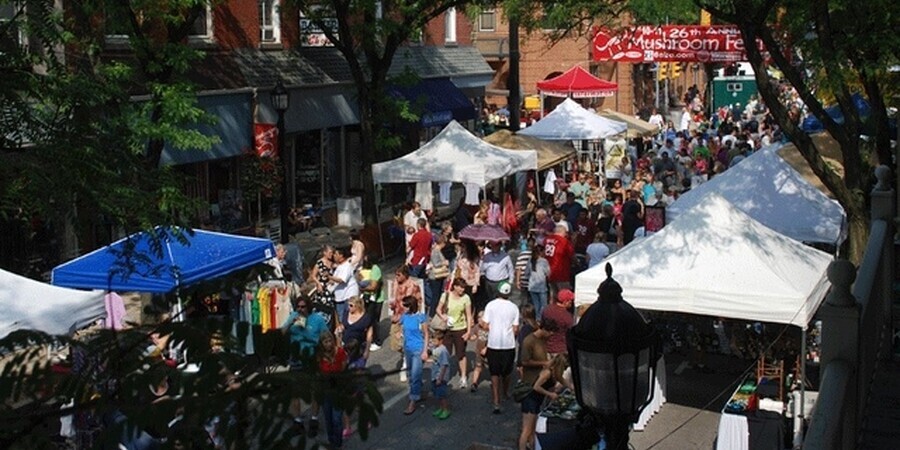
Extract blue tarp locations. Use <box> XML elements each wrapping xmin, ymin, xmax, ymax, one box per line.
<box><xmin>801</xmin><ymin>93</ymin><xmax>871</xmax><ymax>132</ymax></box>
<box><xmin>51</xmin><ymin>228</ymin><xmax>275</xmax><ymax>293</ymax></box>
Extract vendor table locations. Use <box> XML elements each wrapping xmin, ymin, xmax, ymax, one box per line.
<box><xmin>717</xmin><ymin>376</ymin><xmax>785</xmax><ymax>450</ymax></box>
<box><xmin>634</xmin><ymin>355</ymin><xmax>667</xmax><ymax>431</ymax></box>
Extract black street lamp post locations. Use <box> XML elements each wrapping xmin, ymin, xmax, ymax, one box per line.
<box><xmin>271</xmin><ymin>80</ymin><xmax>290</xmax><ymax>244</ymax></box>
<box><xmin>541</xmin><ymin>263</ymin><xmax>659</xmax><ymax>450</ymax></box>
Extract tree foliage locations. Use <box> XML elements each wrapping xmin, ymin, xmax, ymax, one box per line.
<box><xmin>627</xmin><ymin>0</ymin><xmax>698</xmax><ymax>25</ymax></box>
<box><xmin>696</xmin><ymin>0</ymin><xmax>898</xmax><ymax>262</ymax></box>
<box><xmin>0</xmin><ymin>286</ymin><xmax>384</xmax><ymax>449</ymax></box>
<box><xmin>0</xmin><ymin>0</ymin><xmax>221</xmax><ymax>274</ymax></box>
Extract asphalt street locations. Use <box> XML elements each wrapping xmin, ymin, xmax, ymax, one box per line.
<box><xmin>317</xmin><ymin>262</ymin><xmax>754</xmax><ymax>450</ymax></box>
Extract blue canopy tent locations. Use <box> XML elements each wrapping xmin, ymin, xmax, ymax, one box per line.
<box><xmin>801</xmin><ymin>93</ymin><xmax>896</xmax><ymax>137</ymax></box>
<box><xmin>51</xmin><ymin>228</ymin><xmax>276</xmax><ymax>293</ymax></box>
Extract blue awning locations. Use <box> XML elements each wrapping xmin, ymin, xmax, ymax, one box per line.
<box><xmin>388</xmin><ymin>78</ymin><xmax>477</xmax><ymax>127</ymax></box>
<box><xmin>161</xmin><ymin>93</ymin><xmax>253</xmax><ymax>166</ymax></box>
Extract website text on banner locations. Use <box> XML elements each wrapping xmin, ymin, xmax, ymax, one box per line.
<box><xmin>592</xmin><ymin>25</ymin><xmax>765</xmax><ymax>63</ymax></box>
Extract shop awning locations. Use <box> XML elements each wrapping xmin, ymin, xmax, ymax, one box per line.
<box><xmin>388</xmin><ymin>78</ymin><xmax>477</xmax><ymax>127</ymax></box>
<box><xmin>161</xmin><ymin>93</ymin><xmax>253</xmax><ymax>166</ymax></box>
<box><xmin>256</xmin><ymin>84</ymin><xmax>360</xmax><ymax>134</ymax></box>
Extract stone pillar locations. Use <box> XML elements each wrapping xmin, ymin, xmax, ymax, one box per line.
<box><xmin>871</xmin><ymin>165</ymin><xmax>895</xmax><ymax>361</ymax></box>
<box><xmin>817</xmin><ymin>259</ymin><xmax>859</xmax><ymax>449</ymax></box>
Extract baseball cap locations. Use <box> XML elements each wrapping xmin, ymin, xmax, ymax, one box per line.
<box><xmin>498</xmin><ymin>281</ymin><xmax>512</xmax><ymax>296</ymax></box>
<box><xmin>557</xmin><ymin>289</ymin><xmax>575</xmax><ymax>303</ymax></box>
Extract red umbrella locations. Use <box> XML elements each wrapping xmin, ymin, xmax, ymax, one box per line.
<box><xmin>458</xmin><ymin>224</ymin><xmax>510</xmax><ymax>242</ymax></box>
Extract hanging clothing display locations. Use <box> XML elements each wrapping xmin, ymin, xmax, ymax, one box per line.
<box><xmin>464</xmin><ymin>183</ymin><xmax>481</xmax><ymax>205</ymax></box>
<box><xmin>103</xmin><ymin>292</ymin><xmax>126</xmax><ymax>330</ymax></box>
<box><xmin>439</xmin><ymin>182</ymin><xmax>452</xmax><ymax>204</ymax></box>
<box><xmin>232</xmin><ymin>281</ymin><xmax>296</xmax><ymax>355</ymax></box>
<box><xmin>543</xmin><ymin>170</ymin><xmax>558</xmax><ymax>194</ymax></box>
<box><xmin>415</xmin><ymin>181</ymin><xmax>433</xmax><ymax>211</ymax></box>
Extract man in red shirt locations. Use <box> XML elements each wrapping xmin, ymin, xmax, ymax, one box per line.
<box><xmin>407</xmin><ymin>218</ymin><xmax>432</xmax><ymax>279</ymax></box>
<box><xmin>540</xmin><ymin>289</ymin><xmax>574</xmax><ymax>356</ymax></box>
<box><xmin>543</xmin><ymin>225</ymin><xmax>574</xmax><ymax>299</ymax></box>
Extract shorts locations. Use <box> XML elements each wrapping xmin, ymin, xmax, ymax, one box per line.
<box><xmin>445</xmin><ymin>329</ymin><xmax>467</xmax><ymax>358</ymax></box>
<box><xmin>521</xmin><ymin>390</ymin><xmax>543</xmax><ymax>414</ymax></box>
<box><xmin>475</xmin><ymin>339</ymin><xmax>488</xmax><ymax>368</ymax></box>
<box><xmin>487</xmin><ymin>348</ymin><xmax>516</xmax><ymax>377</ymax></box>
<box><xmin>433</xmin><ymin>382</ymin><xmax>449</xmax><ymax>399</ymax></box>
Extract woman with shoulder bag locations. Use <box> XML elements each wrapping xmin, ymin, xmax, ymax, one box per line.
<box><xmin>436</xmin><ymin>278</ymin><xmax>474</xmax><ymax>389</ymax></box>
<box><xmin>426</xmin><ymin>235</ymin><xmax>451</xmax><ymax>317</ymax></box>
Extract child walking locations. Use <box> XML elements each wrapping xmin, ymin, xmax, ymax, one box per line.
<box><xmin>469</xmin><ymin>310</ymin><xmax>489</xmax><ymax>392</ymax></box>
<box><xmin>430</xmin><ymin>330</ymin><xmax>452</xmax><ymax>419</ymax></box>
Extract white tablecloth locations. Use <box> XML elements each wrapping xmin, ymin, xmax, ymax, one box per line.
<box><xmin>634</xmin><ymin>355</ymin><xmax>667</xmax><ymax>431</ymax></box>
<box><xmin>716</xmin><ymin>412</ymin><xmax>750</xmax><ymax>450</ymax></box>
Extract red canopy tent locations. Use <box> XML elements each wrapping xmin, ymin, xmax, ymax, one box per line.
<box><xmin>536</xmin><ymin>65</ymin><xmax>618</xmax><ymax>98</ymax></box>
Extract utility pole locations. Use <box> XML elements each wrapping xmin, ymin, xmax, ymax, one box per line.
<box><xmin>508</xmin><ymin>13</ymin><xmax>521</xmax><ymax>131</ymax></box>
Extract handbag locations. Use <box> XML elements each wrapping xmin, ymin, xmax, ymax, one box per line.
<box><xmin>430</xmin><ymin>314</ymin><xmax>449</xmax><ymax>331</ymax></box>
<box><xmin>390</xmin><ymin>322</ymin><xmax>404</xmax><ymax>352</ymax></box>
<box><xmin>432</xmin><ymin>264</ymin><xmax>450</xmax><ymax>279</ymax></box>
<box><xmin>512</xmin><ymin>380</ymin><xmax>533</xmax><ymax>403</ymax></box>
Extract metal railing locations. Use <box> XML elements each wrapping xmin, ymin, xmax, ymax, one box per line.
<box><xmin>804</xmin><ymin>166</ymin><xmax>895</xmax><ymax>449</ymax></box>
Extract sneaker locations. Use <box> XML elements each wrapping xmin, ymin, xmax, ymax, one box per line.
<box><xmin>342</xmin><ymin>427</ymin><xmax>353</xmax><ymax>439</ymax></box>
<box><xmin>492</xmin><ymin>405</ymin><xmax>502</xmax><ymax>415</ymax></box>
<box><xmin>436</xmin><ymin>409</ymin><xmax>451</xmax><ymax>420</ymax></box>
<box><xmin>470</xmin><ymin>383</ymin><xmax>478</xmax><ymax>393</ymax></box>
<box><xmin>308</xmin><ymin>417</ymin><xmax>319</xmax><ymax>437</ymax></box>
<box><xmin>293</xmin><ymin>417</ymin><xmax>305</xmax><ymax>434</ymax></box>
<box><xmin>458</xmin><ymin>379</ymin><xmax>467</xmax><ymax>390</ymax></box>
<box><xmin>369</xmin><ymin>343</ymin><xmax>381</xmax><ymax>351</ymax></box>
<box><xmin>432</xmin><ymin>408</ymin><xmax>444</xmax><ymax>417</ymax></box>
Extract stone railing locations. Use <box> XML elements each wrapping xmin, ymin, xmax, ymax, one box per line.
<box><xmin>804</xmin><ymin>166</ymin><xmax>895</xmax><ymax>449</ymax></box>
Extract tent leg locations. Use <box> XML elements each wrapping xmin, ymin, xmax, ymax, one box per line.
<box><xmin>794</xmin><ymin>327</ymin><xmax>807</xmax><ymax>447</ymax></box>
<box><xmin>374</xmin><ymin>180</ymin><xmax>386</xmax><ymax>261</ymax></box>
<box><xmin>540</xmin><ymin>93</ymin><xmax>545</xmax><ymax>119</ymax></box>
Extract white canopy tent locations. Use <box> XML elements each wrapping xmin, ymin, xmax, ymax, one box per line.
<box><xmin>518</xmin><ymin>98</ymin><xmax>627</xmax><ymax>141</ymax></box>
<box><xmin>372</xmin><ymin>120</ymin><xmax>538</xmax><ymax>187</ymax></box>
<box><xmin>0</xmin><ymin>269</ymin><xmax>105</xmax><ymax>339</ymax></box>
<box><xmin>371</xmin><ymin>121</ymin><xmax>538</xmax><ymax>256</ymax></box>
<box><xmin>667</xmin><ymin>146</ymin><xmax>847</xmax><ymax>246</ymax></box>
<box><xmin>575</xmin><ymin>194</ymin><xmax>833</xmax><ymax>328</ymax></box>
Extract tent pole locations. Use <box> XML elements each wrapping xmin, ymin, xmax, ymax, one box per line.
<box><xmin>540</xmin><ymin>93</ymin><xmax>545</xmax><ymax>119</ymax></box>
<box><xmin>374</xmin><ymin>179</ymin><xmax>386</xmax><ymax>261</ymax></box>
<box><xmin>795</xmin><ymin>327</ymin><xmax>807</xmax><ymax>446</ymax></box>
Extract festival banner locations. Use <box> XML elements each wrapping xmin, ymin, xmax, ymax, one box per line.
<box><xmin>253</xmin><ymin>123</ymin><xmax>278</xmax><ymax>158</ymax></box>
<box><xmin>592</xmin><ymin>25</ymin><xmax>762</xmax><ymax>63</ymax></box>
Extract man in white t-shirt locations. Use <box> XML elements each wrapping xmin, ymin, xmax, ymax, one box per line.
<box><xmin>329</xmin><ymin>246</ymin><xmax>359</xmax><ymax>323</ymax></box>
<box><xmin>679</xmin><ymin>106</ymin><xmax>692</xmax><ymax>131</ymax></box>
<box><xmin>403</xmin><ymin>202</ymin><xmax>427</xmax><ymax>248</ymax></box>
<box><xmin>648</xmin><ymin>108</ymin><xmax>664</xmax><ymax>130</ymax></box>
<box><xmin>481</xmin><ymin>282</ymin><xmax>520</xmax><ymax>414</ymax></box>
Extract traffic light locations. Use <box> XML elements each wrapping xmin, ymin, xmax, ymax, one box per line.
<box><xmin>670</xmin><ymin>62</ymin><xmax>682</xmax><ymax>79</ymax></box>
<box><xmin>658</xmin><ymin>62</ymin><xmax>669</xmax><ymax>80</ymax></box>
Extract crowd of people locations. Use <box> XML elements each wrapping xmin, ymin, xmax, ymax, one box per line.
<box><xmin>268</xmin><ymin>86</ymin><xmax>804</xmax><ymax>450</ymax></box>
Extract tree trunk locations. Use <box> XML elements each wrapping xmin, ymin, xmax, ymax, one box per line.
<box><xmin>356</xmin><ymin>85</ymin><xmax>378</xmax><ymax>223</ymax></box>
<box><xmin>844</xmin><ymin>208</ymin><xmax>869</xmax><ymax>265</ymax></box>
